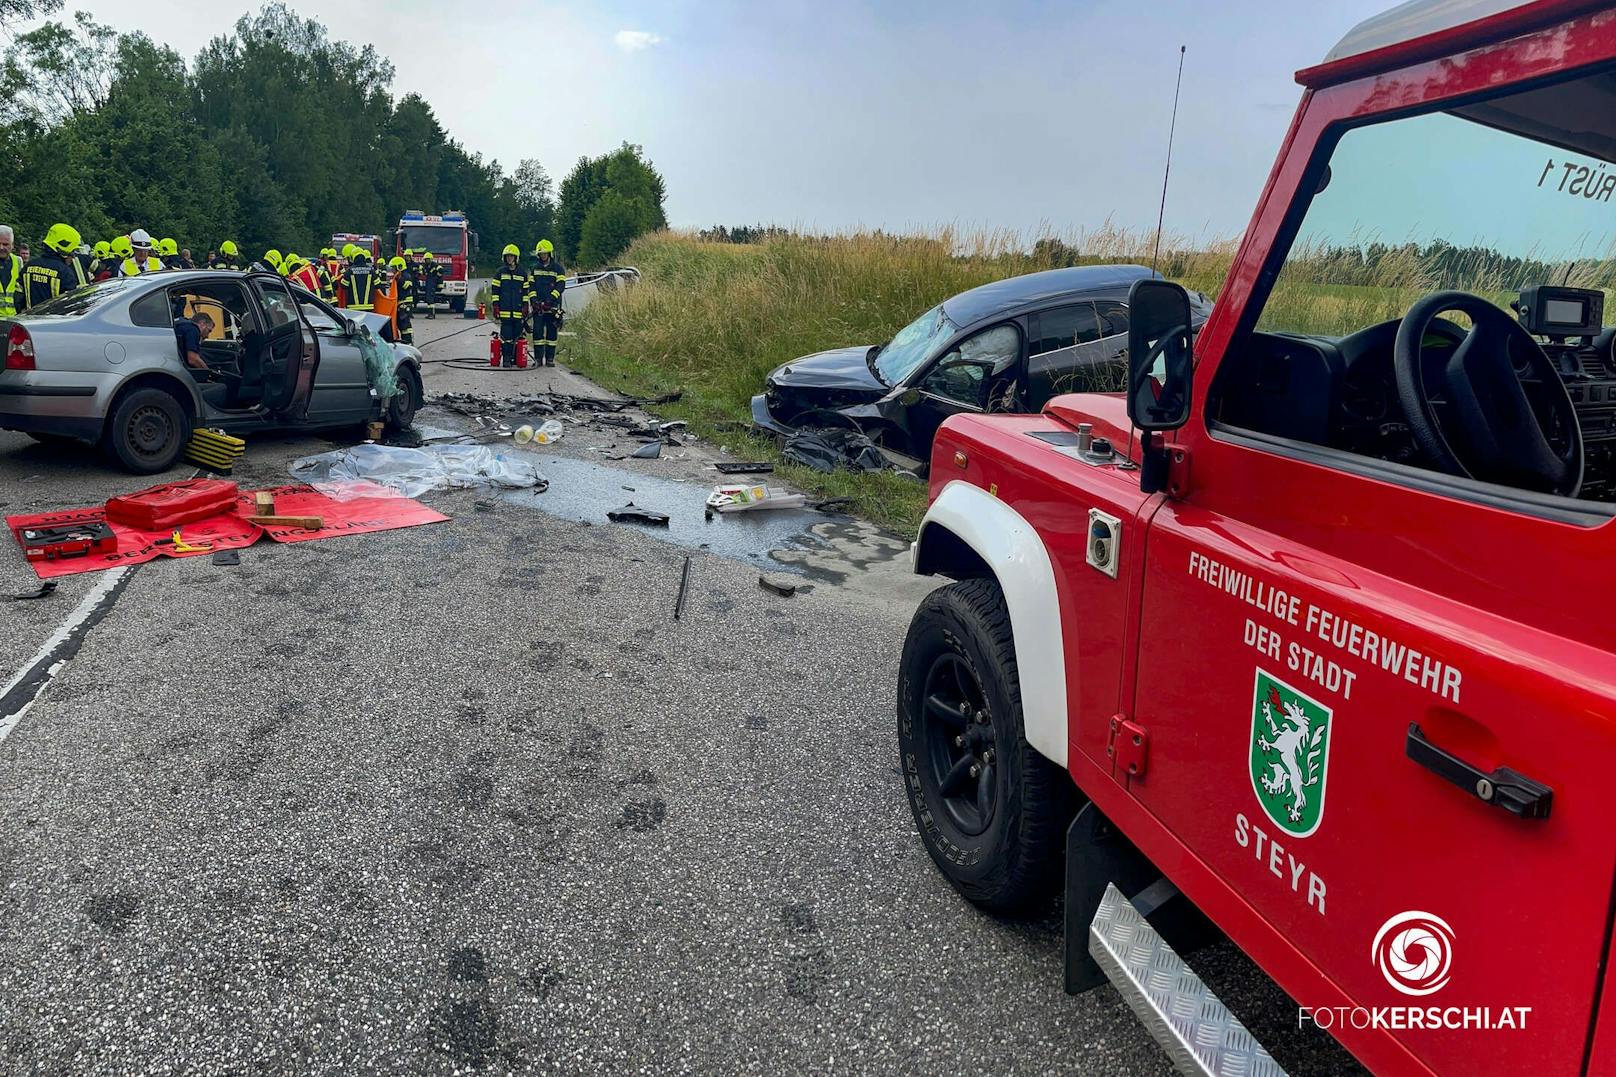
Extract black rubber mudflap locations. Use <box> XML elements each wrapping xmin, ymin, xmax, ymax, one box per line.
<box><xmin>1063</xmin><ymin>802</ymin><xmax>1158</xmax><ymax>994</ymax></box>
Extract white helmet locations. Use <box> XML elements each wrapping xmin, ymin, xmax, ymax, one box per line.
<box><xmin>129</xmin><ymin>228</ymin><xmax>152</xmax><ymax>248</ymax></box>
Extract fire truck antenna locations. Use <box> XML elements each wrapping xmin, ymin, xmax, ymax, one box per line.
<box><xmin>1151</xmin><ymin>45</ymin><xmax>1187</xmax><ymax>276</ymax></box>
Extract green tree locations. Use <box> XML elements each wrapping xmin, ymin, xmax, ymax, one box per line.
<box><xmin>577</xmin><ymin>190</ymin><xmax>654</xmax><ymax>267</ymax></box>
<box><xmin>555</xmin><ymin>142</ymin><xmax>666</xmax><ymax>264</ymax></box>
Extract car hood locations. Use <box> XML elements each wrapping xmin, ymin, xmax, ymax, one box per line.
<box><xmin>768</xmin><ymin>346</ymin><xmax>884</xmax><ymax>392</ymax></box>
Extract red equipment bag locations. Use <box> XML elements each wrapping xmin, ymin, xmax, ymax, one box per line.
<box><xmin>105</xmin><ymin>478</ymin><xmax>241</xmax><ymax>531</ymax></box>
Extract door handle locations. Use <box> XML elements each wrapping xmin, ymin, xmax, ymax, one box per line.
<box><xmin>1406</xmin><ymin>723</ymin><xmax>1553</xmax><ymax>819</ymax></box>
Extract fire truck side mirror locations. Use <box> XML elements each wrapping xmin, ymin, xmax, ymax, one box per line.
<box><xmin>1126</xmin><ymin>278</ymin><xmax>1195</xmax><ymax>433</ymax></box>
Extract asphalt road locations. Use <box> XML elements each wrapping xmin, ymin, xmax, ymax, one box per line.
<box><xmin>0</xmin><ymin>309</ymin><xmax>1358</xmax><ymax>1075</ymax></box>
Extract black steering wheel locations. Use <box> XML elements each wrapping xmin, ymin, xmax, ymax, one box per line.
<box><xmin>1393</xmin><ymin>291</ymin><xmax>1582</xmax><ymax>497</ymax></box>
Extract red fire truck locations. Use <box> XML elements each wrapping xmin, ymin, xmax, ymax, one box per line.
<box><xmin>393</xmin><ymin>211</ymin><xmax>478</xmax><ymax>313</ymax></box>
<box><xmin>330</xmin><ymin>233</ymin><xmax>381</xmax><ymax>262</ymax></box>
<box><xmin>900</xmin><ymin>2</ymin><xmax>1616</xmax><ymax>1073</ymax></box>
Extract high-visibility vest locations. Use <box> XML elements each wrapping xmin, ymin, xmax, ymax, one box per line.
<box><xmin>0</xmin><ymin>254</ymin><xmax>21</xmax><ymax>316</ymax></box>
<box><xmin>121</xmin><ymin>256</ymin><xmax>161</xmax><ymax>276</ymax></box>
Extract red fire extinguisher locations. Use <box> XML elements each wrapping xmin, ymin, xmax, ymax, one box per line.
<box><xmin>515</xmin><ymin>337</ymin><xmax>529</xmax><ymax>369</ymax></box>
<box><xmin>489</xmin><ymin>332</ymin><xmax>501</xmax><ymax>366</ymax></box>
<box><xmin>477</xmin><ymin>301</ymin><xmax>486</xmax><ymax>320</ymax></box>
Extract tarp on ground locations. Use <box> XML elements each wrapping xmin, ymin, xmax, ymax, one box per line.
<box><xmin>289</xmin><ymin>442</ymin><xmax>545</xmax><ymax>500</ymax></box>
<box><xmin>6</xmin><ymin>483</ymin><xmax>448</xmax><ymax>579</ymax></box>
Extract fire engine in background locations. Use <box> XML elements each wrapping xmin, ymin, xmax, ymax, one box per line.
<box><xmin>392</xmin><ymin>211</ymin><xmax>478</xmax><ymax>314</ymax></box>
<box><xmin>330</xmin><ymin>233</ymin><xmax>381</xmax><ymax>262</ymax></box>
<box><xmin>901</xmin><ymin>2</ymin><xmax>1616</xmax><ymax>1074</ymax></box>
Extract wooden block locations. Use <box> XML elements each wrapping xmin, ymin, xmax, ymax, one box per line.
<box><xmin>254</xmin><ymin>492</ymin><xmax>275</xmax><ymax>515</ymax></box>
<box><xmin>245</xmin><ymin>515</ymin><xmax>324</xmax><ymax>528</ymax></box>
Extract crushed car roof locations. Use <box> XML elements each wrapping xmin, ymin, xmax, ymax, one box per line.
<box><xmin>942</xmin><ymin>264</ymin><xmax>1159</xmax><ymax>327</ymax></box>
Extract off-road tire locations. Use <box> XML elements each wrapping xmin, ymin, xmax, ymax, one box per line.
<box><xmin>385</xmin><ymin>364</ymin><xmax>422</xmax><ymax>431</ymax></box>
<box><xmin>897</xmin><ymin>577</ymin><xmax>1074</xmax><ymax>913</ymax></box>
<box><xmin>104</xmin><ymin>387</ymin><xmax>188</xmax><ymax>474</ymax></box>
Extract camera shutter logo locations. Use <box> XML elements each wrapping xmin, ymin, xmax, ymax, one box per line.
<box><xmin>1373</xmin><ymin>911</ymin><xmax>1455</xmax><ymax>996</ymax></box>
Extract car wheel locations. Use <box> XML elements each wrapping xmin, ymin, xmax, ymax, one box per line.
<box><xmin>897</xmin><ymin>577</ymin><xmax>1074</xmax><ymax>913</ymax></box>
<box><xmin>385</xmin><ymin>365</ymin><xmax>421</xmax><ymax>431</ymax></box>
<box><xmin>105</xmin><ymin>387</ymin><xmax>188</xmax><ymax>474</ymax></box>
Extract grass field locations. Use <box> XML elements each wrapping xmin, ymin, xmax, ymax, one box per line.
<box><xmin>564</xmin><ymin>227</ymin><xmax>1233</xmax><ymax>534</ymax></box>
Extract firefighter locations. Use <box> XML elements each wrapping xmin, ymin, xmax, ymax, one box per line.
<box><xmin>0</xmin><ymin>225</ymin><xmax>22</xmax><ymax>317</ymax></box>
<box><xmin>90</xmin><ymin>240</ymin><xmax>112</xmax><ymax>280</ymax></box>
<box><xmin>23</xmin><ymin>223</ymin><xmax>88</xmax><ymax>307</ymax></box>
<box><xmin>286</xmin><ymin>254</ymin><xmax>323</xmax><ymax>295</ymax></box>
<box><xmin>421</xmin><ymin>251</ymin><xmax>442</xmax><ymax>318</ymax></box>
<box><xmin>120</xmin><ymin>229</ymin><xmax>163</xmax><ymax>276</ymax></box>
<box><xmin>316</xmin><ymin>247</ymin><xmax>339</xmax><ymax>301</ymax></box>
<box><xmin>491</xmin><ymin>244</ymin><xmax>530</xmax><ymax>367</ymax></box>
<box><xmin>261</xmin><ymin>249</ymin><xmax>284</xmax><ymax>275</ymax></box>
<box><xmin>528</xmin><ymin>239</ymin><xmax>567</xmax><ymax>367</ymax></box>
<box><xmin>215</xmin><ymin>240</ymin><xmax>242</xmax><ymax>271</ymax></box>
<box><xmin>389</xmin><ymin>255</ymin><xmax>415</xmax><ymax>344</ymax></box>
<box><xmin>342</xmin><ymin>248</ymin><xmax>377</xmax><ymax>311</ymax></box>
<box><xmin>158</xmin><ymin>237</ymin><xmax>183</xmax><ymax>269</ymax></box>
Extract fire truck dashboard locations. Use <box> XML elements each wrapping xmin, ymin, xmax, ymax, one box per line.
<box><xmin>1212</xmin><ymin>286</ymin><xmax>1616</xmax><ymax>502</ymax></box>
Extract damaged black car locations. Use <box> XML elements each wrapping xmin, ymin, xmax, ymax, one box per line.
<box><xmin>751</xmin><ymin>264</ymin><xmax>1212</xmax><ymax>466</ymax></box>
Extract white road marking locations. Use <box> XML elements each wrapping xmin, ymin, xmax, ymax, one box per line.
<box><xmin>0</xmin><ymin>566</ymin><xmax>133</xmax><ymax>743</ymax></box>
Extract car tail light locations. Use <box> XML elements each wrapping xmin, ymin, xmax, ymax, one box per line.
<box><xmin>5</xmin><ymin>323</ymin><xmax>34</xmax><ymax>371</ymax></box>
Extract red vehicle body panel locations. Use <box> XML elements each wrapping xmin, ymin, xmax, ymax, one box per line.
<box><xmin>930</xmin><ymin>5</ymin><xmax>1616</xmax><ymax>1074</ymax></box>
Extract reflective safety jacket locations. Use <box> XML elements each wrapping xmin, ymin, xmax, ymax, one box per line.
<box><xmin>288</xmin><ymin>262</ymin><xmax>322</xmax><ymax>295</ymax></box>
<box><xmin>342</xmin><ymin>259</ymin><xmax>376</xmax><ymax>310</ymax></box>
<box><xmin>120</xmin><ymin>256</ymin><xmax>163</xmax><ymax>277</ymax></box>
<box><xmin>394</xmin><ymin>269</ymin><xmax>417</xmax><ymax>306</ymax></box>
<box><xmin>490</xmin><ymin>265</ymin><xmax>531</xmax><ymax>320</ymax></box>
<box><xmin>23</xmin><ymin>251</ymin><xmax>88</xmax><ymax>308</ymax></box>
<box><xmin>0</xmin><ymin>254</ymin><xmax>21</xmax><ymax>316</ymax></box>
<box><xmin>528</xmin><ymin>257</ymin><xmax>567</xmax><ymax>312</ymax></box>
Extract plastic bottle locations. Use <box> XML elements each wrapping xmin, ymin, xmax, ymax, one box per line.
<box><xmin>533</xmin><ymin>420</ymin><xmax>564</xmax><ymax>445</ymax></box>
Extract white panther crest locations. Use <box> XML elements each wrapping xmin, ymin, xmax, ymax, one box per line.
<box><xmin>1256</xmin><ymin>694</ymin><xmax>1325</xmax><ymax>823</ymax></box>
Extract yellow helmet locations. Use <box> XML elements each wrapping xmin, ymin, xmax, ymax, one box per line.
<box><xmin>264</xmin><ymin>248</ymin><xmax>283</xmax><ymax>268</ymax></box>
<box><xmin>423</xmin><ymin>251</ymin><xmax>435</xmax><ymax>261</ymax></box>
<box><xmin>502</xmin><ymin>243</ymin><xmax>520</xmax><ymax>258</ymax></box>
<box><xmin>158</xmin><ymin>237</ymin><xmax>178</xmax><ymax>256</ymax></box>
<box><xmin>389</xmin><ymin>255</ymin><xmax>406</xmax><ymax>269</ymax></box>
<box><xmin>220</xmin><ymin>239</ymin><xmax>239</xmax><ymax>257</ymax></box>
<box><xmin>111</xmin><ymin>236</ymin><xmax>134</xmax><ymax>257</ymax></box>
<box><xmin>44</xmin><ymin>223</ymin><xmax>81</xmax><ymax>255</ymax></box>
<box><xmin>534</xmin><ymin>239</ymin><xmax>554</xmax><ymax>255</ymax></box>
<box><xmin>93</xmin><ymin>240</ymin><xmax>111</xmax><ymax>259</ymax></box>
<box><xmin>341</xmin><ymin>243</ymin><xmax>358</xmax><ymax>259</ymax></box>
<box><xmin>322</xmin><ymin>247</ymin><xmax>337</xmax><ymax>258</ymax></box>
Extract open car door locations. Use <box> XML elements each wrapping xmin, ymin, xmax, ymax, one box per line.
<box><xmin>250</xmin><ymin>273</ymin><xmax>319</xmax><ymax>420</ymax></box>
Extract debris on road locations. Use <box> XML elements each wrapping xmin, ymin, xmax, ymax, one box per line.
<box><xmin>705</xmin><ymin>484</ymin><xmax>808</xmax><ymax>514</ymax></box>
<box><xmin>714</xmin><ymin>461</ymin><xmax>774</xmax><ymax>474</ymax></box>
<box><xmin>782</xmin><ymin>427</ymin><xmax>888</xmax><ymax>474</ymax></box>
<box><xmin>290</xmin><ymin>443</ymin><xmax>545</xmax><ymax>499</ymax></box>
<box><xmin>608</xmin><ymin>502</ymin><xmax>670</xmax><ymax>527</ymax></box>
<box><xmin>211</xmin><ymin>549</ymin><xmax>241</xmax><ymax>567</ymax></box>
<box><xmin>631</xmin><ymin>442</ymin><xmax>662</xmax><ymax>459</ymax></box>
<box><xmin>758</xmin><ymin>574</ymin><xmax>798</xmax><ymax>598</ymax></box>
<box><xmin>5</xmin><ymin>580</ymin><xmax>57</xmax><ymax>601</ymax></box>
<box><xmin>674</xmin><ymin>554</ymin><xmax>692</xmax><ymax>620</ymax></box>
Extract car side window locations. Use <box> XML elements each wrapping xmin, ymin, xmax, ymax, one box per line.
<box><xmin>1095</xmin><ymin>300</ymin><xmax>1129</xmax><ymax>339</ymax></box>
<box><xmin>1029</xmin><ymin>303</ymin><xmax>1101</xmax><ymax>355</ymax></box>
<box><xmin>920</xmin><ymin>324</ymin><xmax>1021</xmax><ymax>408</ymax></box>
<box><xmin>129</xmin><ymin>290</ymin><xmax>170</xmax><ymax>328</ymax></box>
<box><xmin>257</xmin><ymin>279</ymin><xmax>300</xmax><ymax>328</ymax></box>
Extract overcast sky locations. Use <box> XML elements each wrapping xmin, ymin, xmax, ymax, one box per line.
<box><xmin>15</xmin><ymin>0</ymin><xmax>1392</xmax><ymax>240</ymax></box>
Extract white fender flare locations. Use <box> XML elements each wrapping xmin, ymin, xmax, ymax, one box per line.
<box><xmin>914</xmin><ymin>481</ymin><xmax>1067</xmax><ymax>767</ymax></box>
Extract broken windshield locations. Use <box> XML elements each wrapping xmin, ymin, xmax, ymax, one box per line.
<box><xmin>873</xmin><ymin>304</ymin><xmax>957</xmax><ymax>385</ymax></box>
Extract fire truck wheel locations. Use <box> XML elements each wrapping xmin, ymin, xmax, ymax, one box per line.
<box><xmin>897</xmin><ymin>577</ymin><xmax>1074</xmax><ymax>913</ymax></box>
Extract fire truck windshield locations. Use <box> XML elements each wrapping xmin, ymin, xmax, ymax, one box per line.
<box><xmin>400</xmin><ymin>226</ymin><xmax>463</xmax><ymax>256</ymax></box>
<box><xmin>1258</xmin><ymin>64</ymin><xmax>1616</xmax><ymax>339</ymax></box>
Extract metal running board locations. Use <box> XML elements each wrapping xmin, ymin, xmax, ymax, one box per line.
<box><xmin>1089</xmin><ymin>883</ymin><xmax>1286</xmax><ymax>1077</ymax></box>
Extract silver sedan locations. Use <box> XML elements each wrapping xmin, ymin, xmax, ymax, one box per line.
<box><xmin>1</xmin><ymin>269</ymin><xmax>423</xmax><ymax>473</ymax></box>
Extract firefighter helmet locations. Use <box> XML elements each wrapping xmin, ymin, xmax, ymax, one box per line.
<box><xmin>502</xmin><ymin>243</ymin><xmax>520</xmax><ymax>258</ymax></box>
<box><xmin>44</xmin><ymin>223</ymin><xmax>81</xmax><ymax>255</ymax></box>
<box><xmin>220</xmin><ymin>240</ymin><xmax>239</xmax><ymax>257</ymax></box>
<box><xmin>93</xmin><ymin>240</ymin><xmax>111</xmax><ymax>259</ymax></box>
<box><xmin>158</xmin><ymin>237</ymin><xmax>178</xmax><ymax>256</ymax></box>
<box><xmin>111</xmin><ymin>236</ymin><xmax>133</xmax><ymax>257</ymax></box>
<box><xmin>534</xmin><ymin>239</ymin><xmax>554</xmax><ymax>255</ymax></box>
<box><xmin>389</xmin><ymin>256</ymin><xmax>406</xmax><ymax>270</ymax></box>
